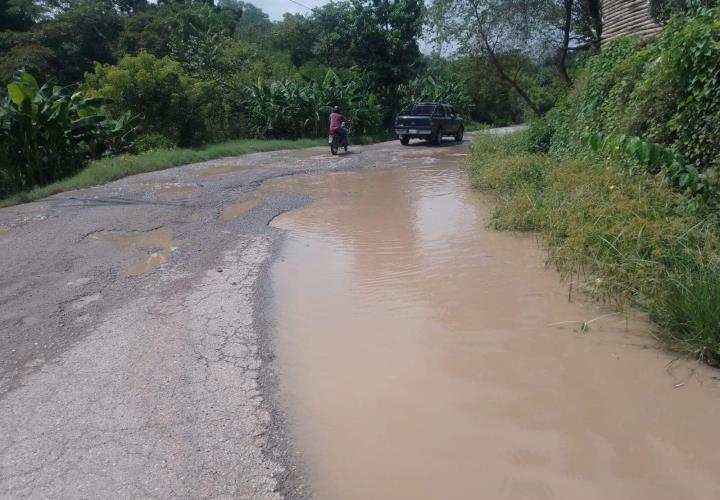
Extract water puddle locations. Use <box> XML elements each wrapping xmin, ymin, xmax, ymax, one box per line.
<box><xmin>269</xmin><ymin>154</ymin><xmax>720</xmax><ymax>499</ymax></box>
<box><xmin>220</xmin><ymin>197</ymin><xmax>262</xmax><ymax>221</ymax></box>
<box><xmin>0</xmin><ymin>228</ymin><xmax>11</xmax><ymax>237</ymax></box>
<box><xmin>89</xmin><ymin>228</ymin><xmax>183</xmax><ymax>277</ymax></box>
<box><xmin>194</xmin><ymin>164</ymin><xmax>250</xmax><ymax>176</ymax></box>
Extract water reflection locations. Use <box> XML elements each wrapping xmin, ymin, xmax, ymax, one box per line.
<box><xmin>269</xmin><ymin>148</ymin><xmax>720</xmax><ymax>500</ymax></box>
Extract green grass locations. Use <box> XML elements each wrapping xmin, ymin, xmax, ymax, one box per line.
<box><xmin>464</xmin><ymin>121</ymin><xmax>491</xmax><ymax>132</ymax></box>
<box><xmin>0</xmin><ymin>137</ymin><xmax>327</xmax><ymax>208</ymax></box>
<box><xmin>469</xmin><ymin>131</ymin><xmax>720</xmax><ymax>364</ymax></box>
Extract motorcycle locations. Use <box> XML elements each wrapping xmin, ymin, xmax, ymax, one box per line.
<box><xmin>329</xmin><ymin>124</ymin><xmax>349</xmax><ymax>155</ymax></box>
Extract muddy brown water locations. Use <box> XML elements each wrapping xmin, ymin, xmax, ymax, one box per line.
<box><xmin>220</xmin><ymin>197</ymin><xmax>262</xmax><ymax>221</ymax></box>
<box><xmin>89</xmin><ymin>228</ymin><xmax>183</xmax><ymax>278</ymax></box>
<box><xmin>268</xmin><ymin>144</ymin><xmax>720</xmax><ymax>500</ymax></box>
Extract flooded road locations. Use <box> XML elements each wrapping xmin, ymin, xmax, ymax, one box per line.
<box><xmin>269</xmin><ymin>143</ymin><xmax>720</xmax><ymax>499</ymax></box>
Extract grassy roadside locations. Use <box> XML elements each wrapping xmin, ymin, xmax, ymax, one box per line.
<box><xmin>464</xmin><ymin>121</ymin><xmax>491</xmax><ymax>132</ymax></box>
<box><xmin>0</xmin><ymin>137</ymin><xmax>330</xmax><ymax>208</ymax></box>
<box><xmin>469</xmin><ymin>131</ymin><xmax>720</xmax><ymax>365</ymax></box>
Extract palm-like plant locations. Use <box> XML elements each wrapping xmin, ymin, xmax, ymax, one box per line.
<box><xmin>0</xmin><ymin>70</ymin><xmax>137</xmax><ymax>197</ymax></box>
<box><xmin>242</xmin><ymin>70</ymin><xmax>381</xmax><ymax>140</ymax></box>
<box><xmin>399</xmin><ymin>75</ymin><xmax>474</xmax><ymax>117</ymax></box>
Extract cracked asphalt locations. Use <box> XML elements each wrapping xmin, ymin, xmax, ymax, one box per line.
<box><xmin>0</xmin><ymin>131</ymin><xmax>503</xmax><ymax>499</ymax></box>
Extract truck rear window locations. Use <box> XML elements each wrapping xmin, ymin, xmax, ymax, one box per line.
<box><xmin>410</xmin><ymin>104</ymin><xmax>436</xmax><ymax>116</ymax></box>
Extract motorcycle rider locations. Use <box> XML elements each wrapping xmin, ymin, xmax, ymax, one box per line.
<box><xmin>329</xmin><ymin>106</ymin><xmax>347</xmax><ymax>145</ymax></box>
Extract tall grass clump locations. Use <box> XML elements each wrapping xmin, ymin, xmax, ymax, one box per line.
<box><xmin>470</xmin><ymin>131</ymin><xmax>720</xmax><ymax>364</ymax></box>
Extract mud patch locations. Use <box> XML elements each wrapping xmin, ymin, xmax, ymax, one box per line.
<box><xmin>0</xmin><ymin>228</ymin><xmax>11</xmax><ymax>236</ymax></box>
<box><xmin>220</xmin><ymin>197</ymin><xmax>263</xmax><ymax>221</ymax></box>
<box><xmin>270</xmin><ymin>156</ymin><xmax>720</xmax><ymax>499</ymax></box>
<box><xmin>89</xmin><ymin>228</ymin><xmax>183</xmax><ymax>277</ymax></box>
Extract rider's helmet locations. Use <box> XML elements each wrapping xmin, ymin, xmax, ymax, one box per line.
<box><xmin>333</xmin><ymin>106</ymin><xmax>340</xmax><ymax>113</ymax></box>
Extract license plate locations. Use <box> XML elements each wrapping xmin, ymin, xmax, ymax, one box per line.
<box><xmin>409</xmin><ymin>129</ymin><xmax>418</xmax><ymax>134</ymax></box>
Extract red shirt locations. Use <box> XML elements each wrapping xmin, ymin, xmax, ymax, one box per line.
<box><xmin>329</xmin><ymin>112</ymin><xmax>344</xmax><ymax>132</ymax></box>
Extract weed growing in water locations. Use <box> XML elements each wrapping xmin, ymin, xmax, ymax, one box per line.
<box><xmin>469</xmin><ymin>131</ymin><xmax>720</xmax><ymax>362</ymax></box>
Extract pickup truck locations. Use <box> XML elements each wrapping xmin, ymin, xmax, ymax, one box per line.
<box><xmin>394</xmin><ymin>102</ymin><xmax>464</xmax><ymax>146</ymax></box>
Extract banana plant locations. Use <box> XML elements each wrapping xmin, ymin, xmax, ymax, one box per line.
<box><xmin>399</xmin><ymin>75</ymin><xmax>474</xmax><ymax>118</ymax></box>
<box><xmin>241</xmin><ymin>70</ymin><xmax>381</xmax><ymax>140</ymax></box>
<box><xmin>0</xmin><ymin>70</ymin><xmax>137</xmax><ymax>197</ymax></box>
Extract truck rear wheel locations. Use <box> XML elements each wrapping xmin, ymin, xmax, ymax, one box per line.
<box><xmin>400</xmin><ymin>136</ymin><xmax>410</xmax><ymax>146</ymax></box>
<box><xmin>434</xmin><ymin>128</ymin><xmax>443</xmax><ymax>146</ymax></box>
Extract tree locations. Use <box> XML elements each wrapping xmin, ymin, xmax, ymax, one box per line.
<box><xmin>228</xmin><ymin>0</ymin><xmax>271</xmax><ymax>40</ymax></box>
<box><xmin>38</xmin><ymin>0</ymin><xmax>122</xmax><ymax>83</ymax></box>
<box><xmin>430</xmin><ymin>0</ymin><xmax>549</xmax><ymax>114</ymax></box>
<box><xmin>429</xmin><ymin>0</ymin><xmax>599</xmax><ymax>112</ymax></box>
<box><xmin>346</xmin><ymin>0</ymin><xmax>425</xmax><ymax>92</ymax></box>
<box><xmin>118</xmin><ymin>1</ymin><xmax>241</xmax><ymax>57</ymax></box>
<box><xmin>556</xmin><ymin>0</ymin><xmax>601</xmax><ymax>85</ymax></box>
<box><xmin>0</xmin><ymin>0</ymin><xmax>39</xmax><ymax>31</ymax></box>
<box><xmin>86</xmin><ymin>52</ymin><xmax>211</xmax><ymax>146</ymax></box>
<box><xmin>270</xmin><ymin>13</ymin><xmax>317</xmax><ymax>67</ymax></box>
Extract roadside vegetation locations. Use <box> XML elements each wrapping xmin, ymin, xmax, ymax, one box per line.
<box><xmin>470</xmin><ymin>5</ymin><xmax>720</xmax><ymax>364</ymax></box>
<box><xmin>0</xmin><ymin>137</ymin><xmax>325</xmax><ymax>208</ymax></box>
<box><xmin>1</xmin><ymin>0</ymin><xmax>575</xmax><ymax>206</ymax></box>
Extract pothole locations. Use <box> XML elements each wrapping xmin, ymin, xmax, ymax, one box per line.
<box><xmin>88</xmin><ymin>228</ymin><xmax>184</xmax><ymax>277</ymax></box>
<box><xmin>220</xmin><ymin>196</ymin><xmax>263</xmax><ymax>221</ymax></box>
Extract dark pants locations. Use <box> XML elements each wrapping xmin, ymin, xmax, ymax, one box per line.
<box><xmin>332</xmin><ymin>127</ymin><xmax>348</xmax><ymax>145</ymax></box>
<box><xmin>339</xmin><ymin>127</ymin><xmax>348</xmax><ymax>144</ymax></box>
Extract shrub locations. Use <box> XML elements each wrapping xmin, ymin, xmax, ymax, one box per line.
<box><xmin>545</xmin><ymin>8</ymin><xmax>720</xmax><ymax>179</ymax></box>
<box><xmin>130</xmin><ymin>133</ymin><xmax>176</xmax><ymax>153</ymax></box>
<box><xmin>469</xmin><ymin>131</ymin><xmax>720</xmax><ymax>360</ymax></box>
<box><xmin>649</xmin><ymin>0</ymin><xmax>720</xmax><ymax>23</ymax></box>
<box><xmin>85</xmin><ymin>52</ymin><xmax>217</xmax><ymax>147</ymax></box>
<box><xmin>526</xmin><ymin>117</ymin><xmax>555</xmax><ymax>153</ymax></box>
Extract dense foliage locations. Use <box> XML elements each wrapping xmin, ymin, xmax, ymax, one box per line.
<box><xmin>0</xmin><ymin>70</ymin><xmax>135</xmax><ymax>198</ymax></box>
<box><xmin>535</xmin><ymin>7</ymin><xmax>720</xmax><ymax>191</ymax></box>
<box><xmin>0</xmin><ymin>0</ymin><xmax>558</xmax><ymax>199</ymax></box>
<box><xmin>478</xmin><ymin>7</ymin><xmax>720</xmax><ymax>362</ymax></box>
<box><xmin>86</xmin><ymin>52</ymin><xmax>234</xmax><ymax>147</ymax></box>
<box><xmin>649</xmin><ymin>0</ymin><xmax>719</xmax><ymax>23</ymax></box>
<box><xmin>242</xmin><ymin>70</ymin><xmax>381</xmax><ymax>139</ymax></box>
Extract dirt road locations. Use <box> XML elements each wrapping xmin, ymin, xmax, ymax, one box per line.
<box><xmin>0</xmin><ymin>133</ymin><xmax>485</xmax><ymax>498</ymax></box>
